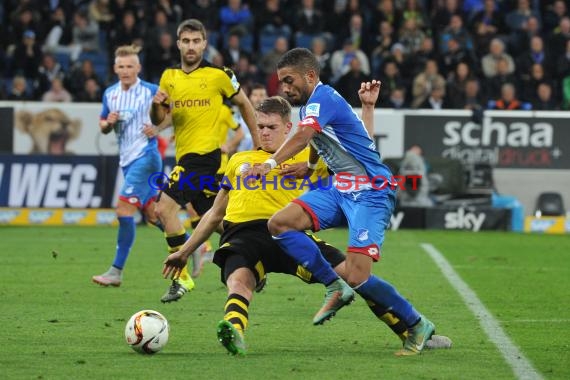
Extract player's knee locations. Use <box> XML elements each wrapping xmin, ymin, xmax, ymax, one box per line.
<box><xmin>154</xmin><ymin>203</ymin><xmax>171</xmax><ymax>223</ymax></box>
<box><xmin>267</xmin><ymin>215</ymin><xmax>291</xmax><ymax>236</ymax></box>
<box><xmin>116</xmin><ymin>200</ymin><xmax>137</xmax><ymax>217</ymax></box>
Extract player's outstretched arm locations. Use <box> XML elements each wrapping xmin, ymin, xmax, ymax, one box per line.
<box><xmin>232</xmin><ymin>89</ymin><xmax>261</xmax><ymax>148</ymax></box>
<box><xmin>358</xmin><ymin>80</ymin><xmax>381</xmax><ymax>137</ymax></box>
<box><xmin>163</xmin><ymin>189</ymin><xmax>229</xmax><ymax>279</ymax></box>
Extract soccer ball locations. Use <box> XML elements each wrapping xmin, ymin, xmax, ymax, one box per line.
<box><xmin>124</xmin><ymin>310</ymin><xmax>169</xmax><ymax>354</ymax></box>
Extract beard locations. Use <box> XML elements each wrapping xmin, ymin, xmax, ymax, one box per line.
<box><xmin>182</xmin><ymin>52</ymin><xmax>202</xmax><ymax>67</ymax></box>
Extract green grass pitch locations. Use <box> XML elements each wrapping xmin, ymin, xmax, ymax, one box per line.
<box><xmin>0</xmin><ymin>226</ymin><xmax>568</xmax><ymax>379</ymax></box>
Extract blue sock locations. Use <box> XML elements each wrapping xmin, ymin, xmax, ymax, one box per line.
<box><xmin>354</xmin><ymin>275</ymin><xmax>420</xmax><ymax>326</ymax></box>
<box><xmin>112</xmin><ymin>216</ymin><xmax>136</xmax><ymax>270</ymax></box>
<box><xmin>273</xmin><ymin>231</ymin><xmax>338</xmax><ymax>285</ymax></box>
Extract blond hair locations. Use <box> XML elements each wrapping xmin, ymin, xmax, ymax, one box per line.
<box><xmin>114</xmin><ymin>44</ymin><xmax>142</xmax><ymax>58</ymax></box>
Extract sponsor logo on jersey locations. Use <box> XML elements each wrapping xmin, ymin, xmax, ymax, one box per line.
<box><xmin>305</xmin><ymin>103</ymin><xmax>320</xmax><ymax>117</ymax></box>
<box><xmin>172</xmin><ymin>99</ymin><xmax>211</xmax><ymax>108</ymax></box>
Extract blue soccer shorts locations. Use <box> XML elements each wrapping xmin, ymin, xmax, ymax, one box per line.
<box><xmin>292</xmin><ymin>186</ymin><xmax>396</xmax><ymax>261</ymax></box>
<box><xmin>119</xmin><ymin>149</ymin><xmax>162</xmax><ymax>209</ymax></box>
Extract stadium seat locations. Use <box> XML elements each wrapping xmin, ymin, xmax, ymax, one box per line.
<box><xmin>240</xmin><ymin>33</ymin><xmax>254</xmax><ymax>54</ymax></box>
<box><xmin>294</xmin><ymin>33</ymin><xmax>315</xmax><ymax>49</ymax></box>
<box><xmin>79</xmin><ymin>51</ymin><xmax>109</xmax><ymax>81</ymax></box>
<box><xmin>208</xmin><ymin>30</ymin><xmax>220</xmax><ymax>49</ymax></box>
<box><xmin>54</xmin><ymin>52</ymin><xmax>71</xmax><ymax>72</ymax></box>
<box><xmin>259</xmin><ymin>34</ymin><xmax>279</xmax><ymax>55</ymax></box>
<box><xmin>534</xmin><ymin>192</ymin><xmax>566</xmax><ymax>217</ymax></box>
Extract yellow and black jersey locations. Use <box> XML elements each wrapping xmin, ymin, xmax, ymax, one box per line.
<box><xmin>217</xmin><ymin>103</ymin><xmax>240</xmax><ymax>175</ymax></box>
<box><xmin>222</xmin><ymin>148</ymin><xmax>329</xmax><ymax>223</ymax></box>
<box><xmin>159</xmin><ymin>61</ymin><xmax>241</xmax><ymax>160</ymax></box>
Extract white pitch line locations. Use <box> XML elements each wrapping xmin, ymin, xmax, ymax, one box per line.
<box><xmin>420</xmin><ymin>243</ymin><xmax>543</xmax><ymax>380</ymax></box>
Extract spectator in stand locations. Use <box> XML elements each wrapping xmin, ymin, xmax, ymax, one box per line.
<box><xmin>516</xmin><ymin>36</ymin><xmax>552</xmax><ymax>81</ymax></box>
<box><xmin>335</xmin><ymin>57</ymin><xmax>372</xmax><ymax>107</ymax></box>
<box><xmin>293</xmin><ymin>0</ymin><xmax>325</xmax><ymax>36</ymax></box>
<box><xmin>481</xmin><ymin>38</ymin><xmax>515</xmax><ymax>78</ymax></box>
<box><xmin>397</xmin><ymin>18</ymin><xmax>426</xmax><ymax>57</ymax></box>
<box><xmin>255</xmin><ymin>0</ymin><xmax>292</xmax><ymax>38</ymax></box>
<box><xmin>372</xmin><ymin>0</ymin><xmax>402</xmax><ymax>34</ymax></box>
<box><xmin>419</xmin><ymin>84</ymin><xmax>450</xmax><ymax>109</ymax></box>
<box><xmin>407</xmin><ymin>36</ymin><xmax>436</xmax><ymax>78</ymax></box>
<box><xmin>221</xmin><ymin>32</ymin><xmax>250</xmax><ymax>72</ymax></box>
<box><xmin>510</xmin><ymin>14</ymin><xmax>541</xmax><ymax>57</ymax></box>
<box><xmin>145</xmin><ymin>9</ymin><xmax>177</xmax><ymax>53</ymax></box>
<box><xmin>76</xmin><ymin>77</ymin><xmax>102</xmax><ymax>103</ymax></box>
<box><xmin>42</xmin><ymin>77</ymin><xmax>73</xmax><ymax>102</ymax></box>
<box><xmin>109</xmin><ymin>0</ymin><xmax>145</xmax><ymax>25</ymax></box>
<box><xmin>469</xmin><ymin>0</ymin><xmax>507</xmax><ymax>58</ymax></box>
<box><xmin>432</xmin><ymin>0</ymin><xmax>464</xmax><ymax>33</ymax></box>
<box><xmin>521</xmin><ymin>63</ymin><xmax>553</xmax><ymax>103</ymax></box>
<box><xmin>153</xmin><ymin>0</ymin><xmax>182</xmax><ymax>25</ymax></box>
<box><xmin>110</xmin><ymin>10</ymin><xmax>143</xmax><ymax>53</ymax></box>
<box><xmin>330</xmin><ymin>38</ymin><xmax>370</xmax><ymax>84</ymax></box>
<box><xmin>556</xmin><ymin>39</ymin><xmax>570</xmax><ymax>81</ymax></box>
<box><xmin>6</xmin><ymin>6</ymin><xmax>39</xmax><ymax>53</ymax></box>
<box><xmin>378</xmin><ymin>60</ymin><xmax>406</xmax><ymax>103</ymax></box>
<box><xmin>89</xmin><ymin>0</ymin><xmax>114</xmax><ymax>31</ymax></box>
<box><xmin>310</xmin><ymin>36</ymin><xmax>332</xmax><ymax>84</ymax></box>
<box><xmin>182</xmin><ymin>0</ymin><xmax>219</xmax><ymax>31</ymax></box>
<box><xmin>440</xmin><ymin>38</ymin><xmax>476</xmax><ymax>78</ymax></box>
<box><xmin>35</xmin><ymin>53</ymin><xmax>66</xmax><ymax>99</ymax></box>
<box><xmin>259</xmin><ymin>36</ymin><xmax>288</xmax><ymax>77</ymax></box>
<box><xmin>447</xmin><ymin>62</ymin><xmax>475</xmax><ymax>105</ymax></box>
<box><xmin>486</xmin><ymin>57</ymin><xmax>518</xmax><ymax>99</ymax></box>
<box><xmin>71</xmin><ymin>9</ymin><xmax>100</xmax><ymax>59</ymax></box>
<box><xmin>506</xmin><ymin>0</ymin><xmax>541</xmax><ymax>34</ymax></box>
<box><xmin>12</xmin><ymin>30</ymin><xmax>42</xmax><ymax>80</ymax></box>
<box><xmin>370</xmin><ymin>21</ymin><xmax>395</xmax><ymax>76</ymax></box>
<box><xmin>439</xmin><ymin>14</ymin><xmax>474</xmax><ymax>55</ymax></box>
<box><xmin>460</xmin><ymin>78</ymin><xmax>486</xmax><ymax>111</ymax></box>
<box><xmin>235</xmin><ymin>55</ymin><xmax>264</xmax><ymax>92</ymax></box>
<box><xmin>543</xmin><ymin>0</ymin><xmax>568</xmax><ymax>35</ymax></box>
<box><xmin>411</xmin><ymin>58</ymin><xmax>446</xmax><ymax>108</ymax></box>
<box><xmin>338</xmin><ymin>13</ymin><xmax>371</xmax><ymax>55</ymax></box>
<box><xmin>532</xmin><ymin>82</ymin><xmax>558</xmax><ymax>110</ymax></box>
<box><xmin>7</xmin><ymin>75</ymin><xmax>32</xmax><ymax>101</ymax></box>
<box><xmin>381</xmin><ymin>86</ymin><xmax>409</xmax><ymax>109</ymax></box>
<box><xmin>549</xmin><ymin>16</ymin><xmax>570</xmax><ymax>61</ymax></box>
<box><xmin>323</xmin><ymin>0</ymin><xmax>350</xmax><ymax>33</ymax></box>
<box><xmin>219</xmin><ymin>0</ymin><xmax>253</xmax><ymax>36</ymax></box>
<box><xmin>401</xmin><ymin>0</ymin><xmax>429</xmax><ymax>30</ymax></box>
<box><xmin>64</xmin><ymin>59</ymin><xmax>103</xmax><ymax>98</ymax></box>
<box><xmin>43</xmin><ymin>6</ymin><xmax>74</xmax><ymax>58</ymax></box>
<box><xmin>145</xmin><ymin>31</ymin><xmax>178</xmax><ymax>83</ymax></box>
<box><xmin>488</xmin><ymin>83</ymin><xmax>529</xmax><ymax>110</ymax></box>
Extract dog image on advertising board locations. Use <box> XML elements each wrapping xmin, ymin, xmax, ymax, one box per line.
<box><xmin>15</xmin><ymin>108</ymin><xmax>82</xmax><ymax>155</ymax></box>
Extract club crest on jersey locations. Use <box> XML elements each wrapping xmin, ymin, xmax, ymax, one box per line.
<box><xmin>357</xmin><ymin>229</ymin><xmax>369</xmax><ymax>241</ymax></box>
<box><xmin>305</xmin><ymin>103</ymin><xmax>320</xmax><ymax>117</ymax></box>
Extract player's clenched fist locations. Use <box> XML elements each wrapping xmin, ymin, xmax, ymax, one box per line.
<box><xmin>153</xmin><ymin>89</ymin><xmax>169</xmax><ymax>105</ymax></box>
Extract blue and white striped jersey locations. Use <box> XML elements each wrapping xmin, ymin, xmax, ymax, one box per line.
<box><xmin>101</xmin><ymin>78</ymin><xmax>158</xmax><ymax>167</ymax></box>
<box><xmin>298</xmin><ymin>82</ymin><xmax>392</xmax><ymax>191</ymax></box>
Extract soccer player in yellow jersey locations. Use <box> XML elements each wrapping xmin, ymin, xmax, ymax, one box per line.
<box><xmin>149</xmin><ymin>19</ymin><xmax>259</xmax><ymax>303</ymax></box>
<box><xmin>163</xmin><ymin>92</ymin><xmax>452</xmax><ymax>356</ymax></box>
<box><xmin>187</xmin><ymin>101</ymin><xmax>244</xmax><ymax>278</ymax></box>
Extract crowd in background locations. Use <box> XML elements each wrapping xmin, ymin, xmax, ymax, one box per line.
<box><xmin>2</xmin><ymin>0</ymin><xmax>570</xmax><ymax>111</ymax></box>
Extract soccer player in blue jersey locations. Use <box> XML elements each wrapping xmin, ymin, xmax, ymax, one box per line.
<box><xmin>92</xmin><ymin>45</ymin><xmax>165</xmax><ymax>287</ymax></box>
<box><xmin>248</xmin><ymin>48</ymin><xmax>437</xmax><ymax>356</ymax></box>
